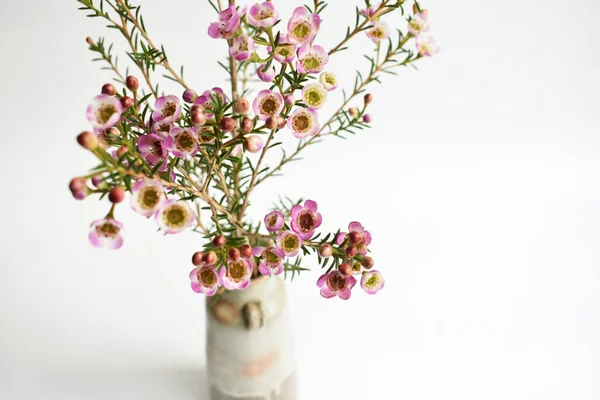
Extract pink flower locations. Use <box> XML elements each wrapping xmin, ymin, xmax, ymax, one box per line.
<box><xmin>219</xmin><ymin>259</ymin><xmax>253</xmax><ymax>290</ymax></box>
<box><xmin>194</xmin><ymin>87</ymin><xmax>227</xmax><ymax>111</ymax></box>
<box><xmin>253</xmin><ymin>246</ymin><xmax>285</xmax><ymax>276</ymax></box>
<box><xmin>155</xmin><ymin>199</ymin><xmax>195</xmax><ymax>234</ymax></box>
<box><xmin>165</xmin><ymin>126</ymin><xmax>199</xmax><ymax>158</ymax></box>
<box><xmin>190</xmin><ymin>265</ymin><xmax>222</xmax><ymax>296</ymax></box>
<box><xmin>360</xmin><ymin>2</ymin><xmax>381</xmax><ymax>18</ymax></box>
<box><xmin>208</xmin><ymin>5</ymin><xmax>240</xmax><ymax>39</ymax></box>
<box><xmin>287</xmin><ymin>7</ymin><xmax>320</xmax><ymax>44</ymax></box>
<box><xmin>252</xmin><ymin>89</ymin><xmax>284</xmax><ymax>120</ymax></box>
<box><xmin>86</xmin><ymin>94</ymin><xmax>123</xmax><ymax>129</ymax></box>
<box><xmin>137</xmin><ymin>134</ymin><xmax>167</xmax><ymax>167</ymax></box>
<box><xmin>416</xmin><ymin>35</ymin><xmax>440</xmax><ymax>57</ymax></box>
<box><xmin>335</xmin><ymin>221</ymin><xmax>372</xmax><ymax>256</ymax></box>
<box><xmin>408</xmin><ymin>12</ymin><xmax>430</xmax><ymax>36</ymax></box>
<box><xmin>264</xmin><ymin>210</ymin><xmax>284</xmax><ymax>232</ymax></box>
<box><xmin>319</xmin><ymin>71</ymin><xmax>338</xmax><ymax>91</ymax></box>
<box><xmin>287</xmin><ymin>108</ymin><xmax>320</xmax><ymax>138</ymax></box>
<box><xmin>361</xmin><ymin>270</ymin><xmax>385</xmax><ymax>294</ymax></box>
<box><xmin>296</xmin><ymin>44</ymin><xmax>329</xmax><ymax>74</ymax></box>
<box><xmin>317</xmin><ymin>271</ymin><xmax>357</xmax><ymax>300</ymax></box>
<box><xmin>257</xmin><ymin>64</ymin><xmax>276</xmax><ymax>83</ymax></box>
<box><xmin>290</xmin><ymin>199</ymin><xmax>322</xmax><ymax>240</ymax></box>
<box><xmin>366</xmin><ymin>21</ymin><xmax>390</xmax><ymax>42</ymax></box>
<box><xmin>131</xmin><ymin>179</ymin><xmax>165</xmax><ymax>217</ymax></box>
<box><xmin>248</xmin><ymin>2</ymin><xmax>279</xmax><ymax>28</ymax></box>
<box><xmin>152</xmin><ymin>95</ymin><xmax>181</xmax><ymax>124</ymax></box>
<box><xmin>276</xmin><ymin>230</ymin><xmax>302</xmax><ymax>257</ymax></box>
<box><xmin>229</xmin><ymin>34</ymin><xmax>255</xmax><ymax>61</ymax></box>
<box><xmin>89</xmin><ymin>218</ymin><xmax>124</xmax><ymax>250</ymax></box>
<box><xmin>151</xmin><ymin>121</ymin><xmax>172</xmax><ymax>138</ymax></box>
<box><xmin>268</xmin><ymin>34</ymin><xmax>297</xmax><ymax>63</ymax></box>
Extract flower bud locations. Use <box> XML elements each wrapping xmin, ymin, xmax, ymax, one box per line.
<box><xmin>126</xmin><ymin>75</ymin><xmax>139</xmax><ymax>92</ymax></box>
<box><xmin>120</xmin><ymin>96</ymin><xmax>133</xmax><ymax>109</ymax></box>
<box><xmin>349</xmin><ymin>231</ymin><xmax>363</xmax><ymax>244</ymax></box>
<box><xmin>364</xmin><ymin>93</ymin><xmax>373</xmax><ymax>105</ymax></box>
<box><xmin>348</xmin><ymin>107</ymin><xmax>358</xmax><ymax>118</ymax></box>
<box><xmin>77</xmin><ymin>131</ymin><xmax>99</xmax><ymax>150</ymax></box>
<box><xmin>240</xmin><ymin>244</ymin><xmax>253</xmax><ymax>258</ymax></box>
<box><xmin>276</xmin><ymin>116</ymin><xmax>287</xmax><ymax>130</ymax></box>
<box><xmin>345</xmin><ymin>245</ymin><xmax>358</xmax><ymax>257</ymax></box>
<box><xmin>361</xmin><ymin>256</ymin><xmax>375</xmax><ymax>270</ymax></box>
<box><xmin>203</xmin><ymin>251</ymin><xmax>217</xmax><ymax>265</ymax></box>
<box><xmin>219</xmin><ymin>117</ymin><xmax>237</xmax><ymax>132</ymax></box>
<box><xmin>284</xmin><ymin>94</ymin><xmax>295</xmax><ymax>106</ymax></box>
<box><xmin>116</xmin><ymin>146</ymin><xmax>128</xmax><ymax>158</ymax></box>
<box><xmin>339</xmin><ymin>263</ymin><xmax>352</xmax><ymax>277</ymax></box>
<box><xmin>228</xmin><ymin>247</ymin><xmax>241</xmax><ymax>260</ymax></box>
<box><xmin>101</xmin><ymin>83</ymin><xmax>116</xmax><ymax>96</ymax></box>
<box><xmin>91</xmin><ymin>176</ymin><xmax>103</xmax><ymax>187</ymax></box>
<box><xmin>191</xmin><ymin>104</ymin><xmax>204</xmax><ymax>114</ymax></box>
<box><xmin>108</xmin><ymin>186</ymin><xmax>125</xmax><ymax>204</ymax></box>
<box><xmin>318</xmin><ymin>244</ymin><xmax>333</xmax><ymax>258</ymax></box>
<box><xmin>86</xmin><ymin>37</ymin><xmax>95</xmax><ymax>46</ymax></box>
<box><xmin>413</xmin><ymin>3</ymin><xmax>419</xmax><ymax>13</ymax></box>
<box><xmin>192</xmin><ymin>251</ymin><xmax>204</xmax><ymax>266</ymax></box>
<box><xmin>69</xmin><ymin>177</ymin><xmax>86</xmax><ymax>192</ymax></box>
<box><xmin>362</xmin><ymin>114</ymin><xmax>373</xmax><ymax>123</ymax></box>
<box><xmin>213</xmin><ymin>235</ymin><xmax>227</xmax><ymax>247</ymax></box>
<box><xmin>265</xmin><ymin>116</ymin><xmax>278</xmax><ymax>130</ymax></box>
<box><xmin>182</xmin><ymin>89</ymin><xmax>197</xmax><ymax>103</ymax></box>
<box><xmin>242</xmin><ymin>117</ymin><xmax>254</xmax><ymax>133</ymax></box>
<box><xmin>233</xmin><ymin>97</ymin><xmax>250</xmax><ymax>114</ymax></box>
<box><xmin>244</xmin><ymin>135</ymin><xmax>264</xmax><ymax>153</ymax></box>
<box><xmin>71</xmin><ymin>188</ymin><xmax>87</xmax><ymax>200</ymax></box>
<box><xmin>191</xmin><ymin>110</ymin><xmax>207</xmax><ymax>126</ymax></box>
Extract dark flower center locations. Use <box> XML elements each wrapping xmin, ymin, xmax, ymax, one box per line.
<box><xmin>261</xmin><ymin>97</ymin><xmax>278</xmax><ymax>114</ymax></box>
<box><xmin>327</xmin><ymin>273</ymin><xmax>347</xmax><ymax>291</ymax></box>
<box><xmin>175</xmin><ymin>130</ymin><xmax>196</xmax><ymax>152</ymax></box>
<box><xmin>96</xmin><ymin>222</ymin><xmax>120</xmax><ymax>238</ymax></box>
<box><xmin>150</xmin><ymin>139</ymin><xmax>163</xmax><ymax>155</ymax></box>
<box><xmin>264</xmin><ymin>248</ymin><xmax>281</xmax><ymax>266</ymax></box>
<box><xmin>257</xmin><ymin>10</ymin><xmax>274</xmax><ymax>20</ymax></box>
<box><xmin>98</xmin><ymin>105</ymin><xmax>117</xmax><ymax>124</ymax></box>
<box><xmin>141</xmin><ymin>188</ymin><xmax>160</xmax><ymax>209</ymax></box>
<box><xmin>162</xmin><ymin>101</ymin><xmax>177</xmax><ymax>118</ymax></box>
<box><xmin>165</xmin><ymin>206</ymin><xmax>186</xmax><ymax>226</ymax></box>
<box><xmin>303</xmin><ymin>56</ymin><xmax>320</xmax><ymax>71</ymax></box>
<box><xmin>276</xmin><ymin>45</ymin><xmax>292</xmax><ymax>58</ymax></box>
<box><xmin>283</xmin><ymin>234</ymin><xmax>299</xmax><ymax>252</ymax></box>
<box><xmin>229</xmin><ymin>261</ymin><xmax>246</xmax><ymax>280</ymax></box>
<box><xmin>292</xmin><ymin>21</ymin><xmax>310</xmax><ymax>40</ymax></box>
<box><xmin>199</xmin><ymin>267</ymin><xmax>216</xmax><ymax>285</ymax></box>
<box><xmin>293</xmin><ymin>114</ymin><xmax>309</xmax><ymax>131</ymax></box>
<box><xmin>157</xmin><ymin>123</ymin><xmax>171</xmax><ymax>135</ymax></box>
<box><xmin>297</xmin><ymin>211</ymin><xmax>315</xmax><ymax>232</ymax></box>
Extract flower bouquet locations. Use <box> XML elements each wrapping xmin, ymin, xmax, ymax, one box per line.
<box><xmin>71</xmin><ymin>0</ymin><xmax>438</xmax><ymax>397</ymax></box>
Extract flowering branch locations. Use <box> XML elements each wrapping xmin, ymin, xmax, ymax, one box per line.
<box><xmin>71</xmin><ymin>0</ymin><xmax>439</xmax><ymax>300</ymax></box>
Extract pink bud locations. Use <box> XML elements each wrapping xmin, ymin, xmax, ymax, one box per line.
<box><xmin>265</xmin><ymin>116</ymin><xmax>278</xmax><ymax>130</ymax></box>
<box><xmin>108</xmin><ymin>186</ymin><xmax>125</xmax><ymax>204</ymax></box>
<box><xmin>182</xmin><ymin>89</ymin><xmax>197</xmax><ymax>103</ymax></box>
<box><xmin>233</xmin><ymin>97</ymin><xmax>251</xmax><ymax>114</ymax></box>
<box><xmin>219</xmin><ymin>117</ymin><xmax>237</xmax><ymax>132</ymax></box>
<box><xmin>242</xmin><ymin>117</ymin><xmax>254</xmax><ymax>133</ymax></box>
<box><xmin>126</xmin><ymin>76</ymin><xmax>139</xmax><ymax>92</ymax></box>
<box><xmin>77</xmin><ymin>131</ymin><xmax>98</xmax><ymax>150</ymax></box>
<box><xmin>284</xmin><ymin>94</ymin><xmax>295</xmax><ymax>106</ymax></box>
<box><xmin>362</xmin><ymin>114</ymin><xmax>373</xmax><ymax>123</ymax></box>
<box><xmin>318</xmin><ymin>244</ymin><xmax>333</xmax><ymax>258</ymax></box>
<box><xmin>244</xmin><ymin>135</ymin><xmax>264</xmax><ymax>153</ymax></box>
<box><xmin>69</xmin><ymin>177</ymin><xmax>86</xmax><ymax>192</ymax></box>
<box><xmin>257</xmin><ymin>64</ymin><xmax>275</xmax><ymax>82</ymax></box>
<box><xmin>192</xmin><ymin>251</ymin><xmax>204</xmax><ymax>266</ymax></box>
<box><xmin>240</xmin><ymin>244</ymin><xmax>252</xmax><ymax>258</ymax></box>
<box><xmin>348</xmin><ymin>107</ymin><xmax>358</xmax><ymax>118</ymax></box>
<box><xmin>120</xmin><ymin>96</ymin><xmax>133</xmax><ymax>109</ymax></box>
<box><xmin>101</xmin><ymin>83</ymin><xmax>116</xmax><ymax>96</ymax></box>
<box><xmin>91</xmin><ymin>176</ymin><xmax>103</xmax><ymax>187</ymax></box>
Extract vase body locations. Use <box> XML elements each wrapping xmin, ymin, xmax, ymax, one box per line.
<box><xmin>205</xmin><ymin>276</ymin><xmax>296</xmax><ymax>400</ymax></box>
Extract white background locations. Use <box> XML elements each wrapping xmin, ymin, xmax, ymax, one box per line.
<box><xmin>1</xmin><ymin>0</ymin><xmax>599</xmax><ymax>399</ymax></box>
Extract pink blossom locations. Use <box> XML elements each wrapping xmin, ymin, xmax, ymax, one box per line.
<box><xmin>408</xmin><ymin>12</ymin><xmax>430</xmax><ymax>36</ymax></box>
<box><xmin>253</xmin><ymin>246</ymin><xmax>285</xmax><ymax>276</ymax></box>
<box><xmin>131</xmin><ymin>179</ymin><xmax>165</xmax><ymax>217</ymax></box>
<box><xmin>264</xmin><ymin>210</ymin><xmax>285</xmax><ymax>232</ymax></box>
<box><xmin>416</xmin><ymin>35</ymin><xmax>440</xmax><ymax>57</ymax></box>
<box><xmin>151</xmin><ymin>121</ymin><xmax>172</xmax><ymax>138</ymax></box>
<box><xmin>229</xmin><ymin>34</ymin><xmax>255</xmax><ymax>61</ymax></box>
<box><xmin>319</xmin><ymin>71</ymin><xmax>338</xmax><ymax>91</ymax></box>
<box><xmin>89</xmin><ymin>218</ymin><xmax>124</xmax><ymax>250</ymax></box>
<box><xmin>190</xmin><ymin>265</ymin><xmax>222</xmax><ymax>296</ymax></box>
<box><xmin>137</xmin><ymin>134</ymin><xmax>167</xmax><ymax>167</ymax></box>
<box><xmin>287</xmin><ymin>7</ymin><xmax>320</xmax><ymax>44</ymax></box>
<box><xmin>317</xmin><ymin>271</ymin><xmax>357</xmax><ymax>300</ymax></box>
<box><xmin>86</xmin><ymin>94</ymin><xmax>123</xmax><ymax>129</ymax></box>
<box><xmin>252</xmin><ymin>89</ymin><xmax>284</xmax><ymax>120</ymax></box>
<box><xmin>257</xmin><ymin>64</ymin><xmax>276</xmax><ymax>82</ymax></box>
<box><xmin>165</xmin><ymin>126</ymin><xmax>199</xmax><ymax>158</ymax></box>
<box><xmin>151</xmin><ymin>95</ymin><xmax>181</xmax><ymax>124</ymax></box>
<box><xmin>208</xmin><ymin>5</ymin><xmax>240</xmax><ymax>39</ymax></box>
<box><xmin>287</xmin><ymin>108</ymin><xmax>320</xmax><ymax>138</ymax></box>
<box><xmin>276</xmin><ymin>230</ymin><xmax>302</xmax><ymax>257</ymax></box>
<box><xmin>296</xmin><ymin>44</ymin><xmax>329</xmax><ymax>74</ymax></box>
<box><xmin>335</xmin><ymin>221</ymin><xmax>372</xmax><ymax>256</ymax></box>
<box><xmin>219</xmin><ymin>259</ymin><xmax>253</xmax><ymax>290</ymax></box>
<box><xmin>360</xmin><ymin>2</ymin><xmax>381</xmax><ymax>18</ymax></box>
<box><xmin>366</xmin><ymin>21</ymin><xmax>390</xmax><ymax>42</ymax></box>
<box><xmin>248</xmin><ymin>2</ymin><xmax>279</xmax><ymax>28</ymax></box>
<box><xmin>301</xmin><ymin>83</ymin><xmax>327</xmax><ymax>109</ymax></box>
<box><xmin>290</xmin><ymin>199</ymin><xmax>322</xmax><ymax>240</ymax></box>
<box><xmin>268</xmin><ymin>34</ymin><xmax>297</xmax><ymax>63</ymax></box>
<box><xmin>194</xmin><ymin>87</ymin><xmax>227</xmax><ymax>111</ymax></box>
<box><xmin>360</xmin><ymin>270</ymin><xmax>385</xmax><ymax>294</ymax></box>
